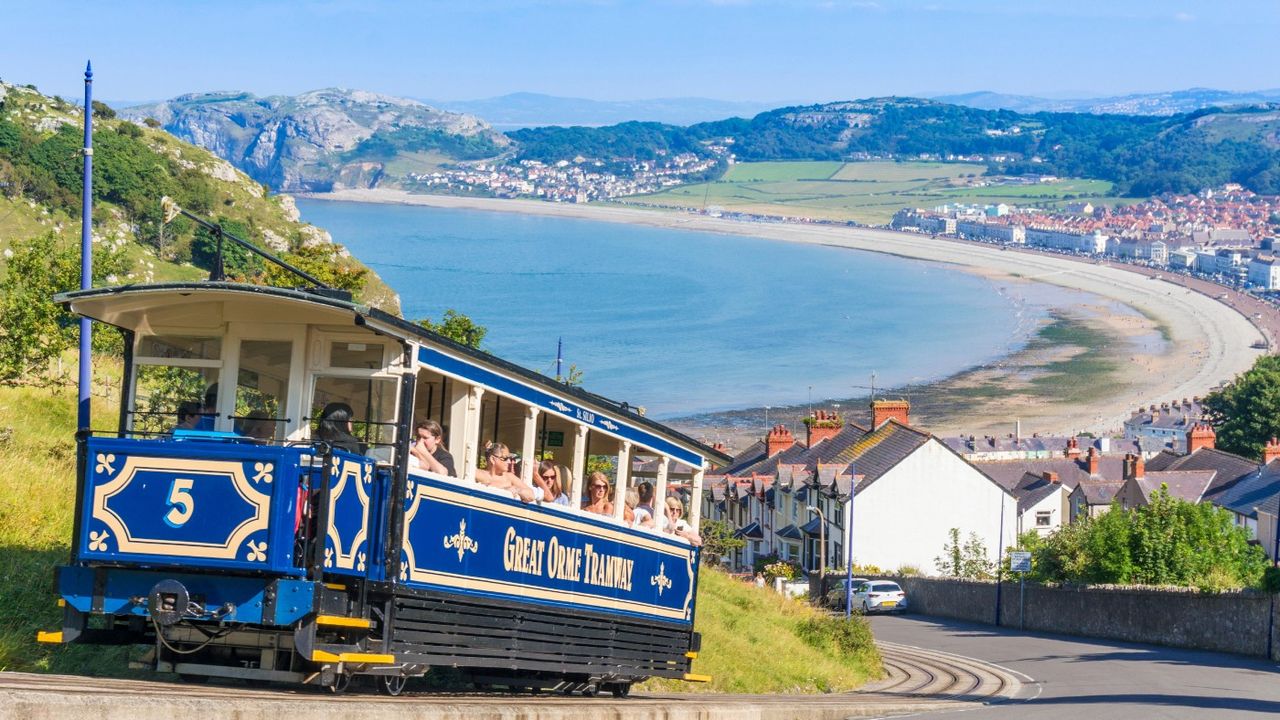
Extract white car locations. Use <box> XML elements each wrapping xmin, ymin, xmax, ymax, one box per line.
<box><xmin>854</xmin><ymin>580</ymin><xmax>908</xmax><ymax>614</ymax></box>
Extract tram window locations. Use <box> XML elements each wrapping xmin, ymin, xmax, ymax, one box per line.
<box><xmin>133</xmin><ymin>365</ymin><xmax>220</xmax><ymax>435</ymax></box>
<box><xmin>137</xmin><ymin>335</ymin><xmax>221</xmax><ymax>361</ymax></box>
<box><xmin>329</xmin><ymin>341</ymin><xmax>385</xmax><ymax>369</ymax></box>
<box><xmin>310</xmin><ymin>376</ymin><xmax>398</xmax><ymax>451</ymax></box>
<box><xmin>233</xmin><ymin>340</ymin><xmax>292</xmax><ymax>443</ymax></box>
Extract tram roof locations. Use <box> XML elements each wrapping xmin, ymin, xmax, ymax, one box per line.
<box><xmin>58</xmin><ymin>281</ymin><xmax>732</xmax><ymax>466</ymax></box>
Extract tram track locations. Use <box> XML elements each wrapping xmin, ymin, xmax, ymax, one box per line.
<box><xmin>0</xmin><ymin>641</ymin><xmax>1024</xmax><ymax>719</ymax></box>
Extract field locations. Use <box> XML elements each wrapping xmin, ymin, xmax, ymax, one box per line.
<box><xmin>619</xmin><ymin>161</ymin><xmax>1139</xmax><ymax>224</ymax></box>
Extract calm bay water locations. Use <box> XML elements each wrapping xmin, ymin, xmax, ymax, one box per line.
<box><xmin>296</xmin><ymin>199</ymin><xmax>1039</xmax><ymax>418</ymax></box>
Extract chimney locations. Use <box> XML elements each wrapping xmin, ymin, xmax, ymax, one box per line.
<box><xmin>1265</xmin><ymin>437</ymin><xmax>1280</xmax><ymax>465</ymax></box>
<box><xmin>1122</xmin><ymin>453</ymin><xmax>1134</xmax><ymax>481</ymax></box>
<box><xmin>765</xmin><ymin>424</ymin><xmax>795</xmax><ymax>458</ymax></box>
<box><xmin>1133</xmin><ymin>454</ymin><xmax>1144</xmax><ymax>479</ymax></box>
<box><xmin>805</xmin><ymin>410</ymin><xmax>843</xmax><ymax>447</ymax></box>
<box><xmin>712</xmin><ymin>441</ymin><xmax>727</xmax><ymax>454</ymax></box>
<box><xmin>1043</xmin><ymin>471</ymin><xmax>1060</xmax><ymax>484</ymax></box>
<box><xmin>1064</xmin><ymin>437</ymin><xmax>1081</xmax><ymax>459</ymax></box>
<box><xmin>871</xmin><ymin>399</ymin><xmax>910</xmax><ymax>428</ymax></box>
<box><xmin>1187</xmin><ymin>423</ymin><xmax>1216</xmax><ymax>454</ymax></box>
<box><xmin>1087</xmin><ymin>446</ymin><xmax>1100</xmax><ymax>476</ymax></box>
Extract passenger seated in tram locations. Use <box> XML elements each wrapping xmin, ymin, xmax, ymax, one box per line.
<box><xmin>662</xmin><ymin>497</ymin><xmax>702</xmax><ymax>546</ymax></box>
<box><xmin>239</xmin><ymin>411</ymin><xmax>276</xmax><ymax>443</ymax></box>
<box><xmin>581</xmin><ymin>471</ymin><xmax>614</xmax><ymax>516</ymax></box>
<box><xmin>174</xmin><ymin>401</ymin><xmax>202</xmax><ymax>431</ymax></box>
<box><xmin>316</xmin><ymin>402</ymin><xmax>366</xmax><ymax>454</ymax></box>
<box><xmin>636</xmin><ymin>481</ymin><xmax>656</xmax><ymax>522</ymax></box>
<box><xmin>534</xmin><ymin>461</ymin><xmax>569</xmax><ymax>506</ymax></box>
<box><xmin>628</xmin><ymin>488</ymin><xmax>655</xmax><ymax>528</ymax></box>
<box><xmin>474</xmin><ymin>442</ymin><xmax>538</xmax><ymax>503</ymax></box>
<box><xmin>409</xmin><ymin>419</ymin><xmax>456</xmax><ymax>477</ymax></box>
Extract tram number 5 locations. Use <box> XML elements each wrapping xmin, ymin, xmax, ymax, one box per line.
<box><xmin>164</xmin><ymin>478</ymin><xmax>195</xmax><ymax>528</ymax></box>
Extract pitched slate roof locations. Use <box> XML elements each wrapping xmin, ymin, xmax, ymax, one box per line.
<box><xmin>826</xmin><ymin>420</ymin><xmax>932</xmax><ymax>492</ymax></box>
<box><xmin>777</xmin><ymin>523</ymin><xmax>804</xmax><ymax>540</ymax></box>
<box><xmin>1135</xmin><ymin>470</ymin><xmax>1217</xmax><ymax>503</ymax></box>
<box><xmin>972</xmin><ymin>456</ymin><xmax>1127</xmax><ymax>491</ymax></box>
<box><xmin>714</xmin><ymin>438</ymin><xmax>809</xmax><ymax>478</ymax></box>
<box><xmin>1074</xmin><ymin>479</ymin><xmax>1125</xmax><ymax>505</ymax></box>
<box><xmin>1212</xmin><ymin>461</ymin><xmax>1280</xmax><ymax>518</ymax></box>
<box><xmin>734</xmin><ymin>521</ymin><xmax>765</xmax><ymax>540</ymax></box>
<box><xmin>1012</xmin><ymin>472</ymin><xmax>1067</xmax><ymax>513</ymax></box>
<box><xmin>1146</xmin><ymin>448</ymin><xmax>1259</xmax><ymax>498</ymax></box>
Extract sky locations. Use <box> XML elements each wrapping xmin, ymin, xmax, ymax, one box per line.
<box><xmin>2</xmin><ymin>0</ymin><xmax>1277</xmax><ymax>105</ymax></box>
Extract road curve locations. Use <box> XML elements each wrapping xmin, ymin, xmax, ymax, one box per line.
<box><xmin>0</xmin><ymin>642</ymin><xmax>1021</xmax><ymax>720</ymax></box>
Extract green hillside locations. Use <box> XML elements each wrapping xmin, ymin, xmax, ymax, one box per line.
<box><xmin>510</xmin><ymin>98</ymin><xmax>1280</xmax><ymax>197</ymax></box>
<box><xmin>0</xmin><ymin>81</ymin><xmax>398</xmax><ymax>311</ymax></box>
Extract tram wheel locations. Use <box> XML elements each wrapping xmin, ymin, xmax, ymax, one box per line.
<box><xmin>328</xmin><ymin>673</ymin><xmax>351</xmax><ymax>694</ymax></box>
<box><xmin>379</xmin><ymin>675</ymin><xmax>407</xmax><ymax>696</ymax></box>
<box><xmin>610</xmin><ymin>683</ymin><xmax>632</xmax><ymax>698</ymax></box>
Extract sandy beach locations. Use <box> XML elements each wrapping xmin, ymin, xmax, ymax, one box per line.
<box><xmin>309</xmin><ymin>189</ymin><xmax>1266</xmax><ymax>444</ymax></box>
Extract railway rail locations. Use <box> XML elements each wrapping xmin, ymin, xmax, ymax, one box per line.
<box><xmin>0</xmin><ymin>642</ymin><xmax>1025</xmax><ymax>720</ymax></box>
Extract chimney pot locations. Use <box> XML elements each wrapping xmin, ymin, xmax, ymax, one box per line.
<box><xmin>766</xmin><ymin>424</ymin><xmax>796</xmax><ymax>458</ymax></box>
<box><xmin>1187</xmin><ymin>423</ymin><xmax>1216</xmax><ymax>454</ymax></box>
<box><xmin>871</xmin><ymin>399</ymin><xmax>910</xmax><ymax>428</ymax></box>
<box><xmin>1264</xmin><ymin>437</ymin><xmax>1280</xmax><ymax>465</ymax></box>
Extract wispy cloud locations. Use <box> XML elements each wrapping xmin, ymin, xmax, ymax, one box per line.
<box><xmin>1173</xmin><ymin>11</ymin><xmax>1195</xmax><ymax>22</ymax></box>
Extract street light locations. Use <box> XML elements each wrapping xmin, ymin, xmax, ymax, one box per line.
<box><xmin>806</xmin><ymin>505</ymin><xmax>826</xmax><ymax>594</ymax></box>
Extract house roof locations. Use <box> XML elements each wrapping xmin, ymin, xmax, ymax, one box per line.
<box><xmin>714</xmin><ymin>438</ymin><xmax>809</xmax><ymax>478</ymax></box>
<box><xmin>734</xmin><ymin>521</ymin><xmax>765</xmax><ymax>540</ymax></box>
<box><xmin>1074</xmin><ymin>479</ymin><xmax>1125</xmax><ymax>505</ymax></box>
<box><xmin>777</xmin><ymin>523</ymin><xmax>804</xmax><ymax>541</ymax></box>
<box><xmin>1213</xmin><ymin>461</ymin><xmax>1280</xmax><ymax>518</ymax></box>
<box><xmin>800</xmin><ymin>515</ymin><xmax>824</xmax><ymax>536</ymax></box>
<box><xmin>1011</xmin><ymin>472</ymin><xmax>1066</xmax><ymax>513</ymax></box>
<box><xmin>827</xmin><ymin>420</ymin><xmax>932</xmax><ymax>492</ymax></box>
<box><xmin>1135</xmin><ymin>470</ymin><xmax>1217</xmax><ymax>503</ymax></box>
<box><xmin>1146</xmin><ymin>447</ymin><xmax>1259</xmax><ymax>498</ymax></box>
<box><xmin>973</xmin><ymin>456</ymin><xmax>1126</xmax><ymax>490</ymax></box>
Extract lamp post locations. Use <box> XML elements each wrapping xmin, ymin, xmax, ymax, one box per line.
<box><xmin>844</xmin><ymin>472</ymin><xmax>856</xmax><ymax>619</ymax></box>
<box><xmin>807</xmin><ymin>505</ymin><xmax>826</xmax><ymax>596</ymax></box>
<box><xmin>77</xmin><ymin>61</ymin><xmax>93</xmax><ymax>432</ymax></box>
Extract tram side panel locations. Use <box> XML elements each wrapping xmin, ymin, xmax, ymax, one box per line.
<box><xmin>392</xmin><ymin>473</ymin><xmax>700</xmax><ymax>680</ymax></box>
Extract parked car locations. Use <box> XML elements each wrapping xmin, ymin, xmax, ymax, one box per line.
<box><xmin>823</xmin><ymin>577</ymin><xmax>870</xmax><ymax>609</ymax></box>
<box><xmin>854</xmin><ymin>580</ymin><xmax>909</xmax><ymax>614</ymax></box>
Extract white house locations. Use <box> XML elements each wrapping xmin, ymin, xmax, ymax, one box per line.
<box><xmin>1249</xmin><ymin>256</ymin><xmax>1280</xmax><ymax>291</ymax></box>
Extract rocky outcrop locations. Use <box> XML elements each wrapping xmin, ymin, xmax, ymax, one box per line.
<box><xmin>122</xmin><ymin>88</ymin><xmax>509</xmax><ymax>192</ymax></box>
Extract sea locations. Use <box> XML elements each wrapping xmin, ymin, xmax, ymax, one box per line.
<box><xmin>295</xmin><ymin>199</ymin><xmax>1044</xmax><ymax>419</ymax></box>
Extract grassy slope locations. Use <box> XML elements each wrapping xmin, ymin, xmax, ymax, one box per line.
<box><xmin>623</xmin><ymin>160</ymin><xmax>1137</xmax><ymax>224</ymax></box>
<box><xmin>0</xmin><ymin>382</ymin><xmax>883</xmax><ymax>689</ymax></box>
<box><xmin>642</xmin><ymin>568</ymin><xmax>882</xmax><ymax>694</ymax></box>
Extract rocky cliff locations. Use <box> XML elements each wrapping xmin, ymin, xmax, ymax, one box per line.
<box><xmin>122</xmin><ymin>88</ymin><xmax>509</xmax><ymax>192</ymax></box>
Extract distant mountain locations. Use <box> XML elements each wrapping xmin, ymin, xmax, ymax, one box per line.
<box><xmin>121</xmin><ymin>88</ymin><xmax>510</xmax><ymax>192</ymax></box>
<box><xmin>513</xmin><ymin>97</ymin><xmax>1280</xmax><ymax>196</ymax></box>
<box><xmin>935</xmin><ymin>88</ymin><xmax>1280</xmax><ymax>116</ymax></box>
<box><xmin>427</xmin><ymin>92</ymin><xmax>778</xmax><ymax>129</ymax></box>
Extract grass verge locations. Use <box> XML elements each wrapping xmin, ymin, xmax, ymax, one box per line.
<box><xmin>640</xmin><ymin>568</ymin><xmax>882</xmax><ymax>693</ymax></box>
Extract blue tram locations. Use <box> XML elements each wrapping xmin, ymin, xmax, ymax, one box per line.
<box><xmin>41</xmin><ymin>280</ymin><xmax>727</xmax><ymax>695</ymax></box>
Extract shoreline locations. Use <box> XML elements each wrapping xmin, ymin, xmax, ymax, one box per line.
<box><xmin>302</xmin><ymin>189</ymin><xmax>1265</xmax><ymax>443</ymax></box>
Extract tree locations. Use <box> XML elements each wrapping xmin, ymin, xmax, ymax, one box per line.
<box><xmin>90</xmin><ymin>100</ymin><xmax>116</xmax><ymax>120</ymax></box>
<box><xmin>0</xmin><ymin>232</ymin><xmax>128</xmax><ymax>383</ymax></box>
<box><xmin>934</xmin><ymin>528</ymin><xmax>994</xmax><ymax>579</ymax></box>
<box><xmin>416</xmin><ymin>310</ymin><xmax>486</xmax><ymax>349</ymax></box>
<box><xmin>699</xmin><ymin>519</ymin><xmax>745</xmax><ymax>566</ymax></box>
<box><xmin>1201</xmin><ymin>355</ymin><xmax>1280</xmax><ymax>460</ymax></box>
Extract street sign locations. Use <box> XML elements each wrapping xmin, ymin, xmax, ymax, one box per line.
<box><xmin>1010</xmin><ymin>551</ymin><xmax>1032</xmax><ymax>573</ymax></box>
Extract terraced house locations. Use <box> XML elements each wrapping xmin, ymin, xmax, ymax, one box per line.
<box><xmin>703</xmin><ymin>402</ymin><xmax>1017</xmax><ymax>576</ymax></box>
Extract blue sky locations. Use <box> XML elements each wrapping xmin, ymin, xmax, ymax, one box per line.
<box><xmin>3</xmin><ymin>0</ymin><xmax>1276</xmax><ymax>104</ymax></box>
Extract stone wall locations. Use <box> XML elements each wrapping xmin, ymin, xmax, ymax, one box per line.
<box><xmin>885</xmin><ymin>576</ymin><xmax>1280</xmax><ymax>659</ymax></box>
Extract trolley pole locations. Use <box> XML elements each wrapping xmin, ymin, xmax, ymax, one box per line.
<box><xmin>77</xmin><ymin>61</ymin><xmax>94</xmax><ymax>431</ymax></box>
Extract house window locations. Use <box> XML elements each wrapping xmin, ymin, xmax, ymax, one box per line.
<box><xmin>1036</xmin><ymin>511</ymin><xmax>1052</xmax><ymax>527</ymax></box>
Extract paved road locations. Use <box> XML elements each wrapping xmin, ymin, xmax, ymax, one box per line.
<box><xmin>870</xmin><ymin>614</ymin><xmax>1280</xmax><ymax>719</ymax></box>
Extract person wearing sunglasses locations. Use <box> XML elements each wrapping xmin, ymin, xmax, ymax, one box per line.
<box><xmin>581</xmin><ymin>471</ymin><xmax>614</xmax><ymax>516</ymax></box>
<box><xmin>475</xmin><ymin>442</ymin><xmax>539</xmax><ymax>503</ymax></box>
<box><xmin>662</xmin><ymin>497</ymin><xmax>702</xmax><ymax>546</ymax></box>
<box><xmin>534</xmin><ymin>460</ymin><xmax>570</xmax><ymax>506</ymax></box>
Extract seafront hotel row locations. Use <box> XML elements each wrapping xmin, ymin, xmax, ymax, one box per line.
<box><xmin>695</xmin><ymin>400</ymin><xmax>1280</xmax><ymax>576</ymax></box>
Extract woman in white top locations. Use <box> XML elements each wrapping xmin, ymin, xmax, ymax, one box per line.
<box><xmin>662</xmin><ymin>496</ymin><xmax>702</xmax><ymax>546</ymax></box>
<box><xmin>534</xmin><ymin>460</ymin><xmax>570</xmax><ymax>506</ymax></box>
